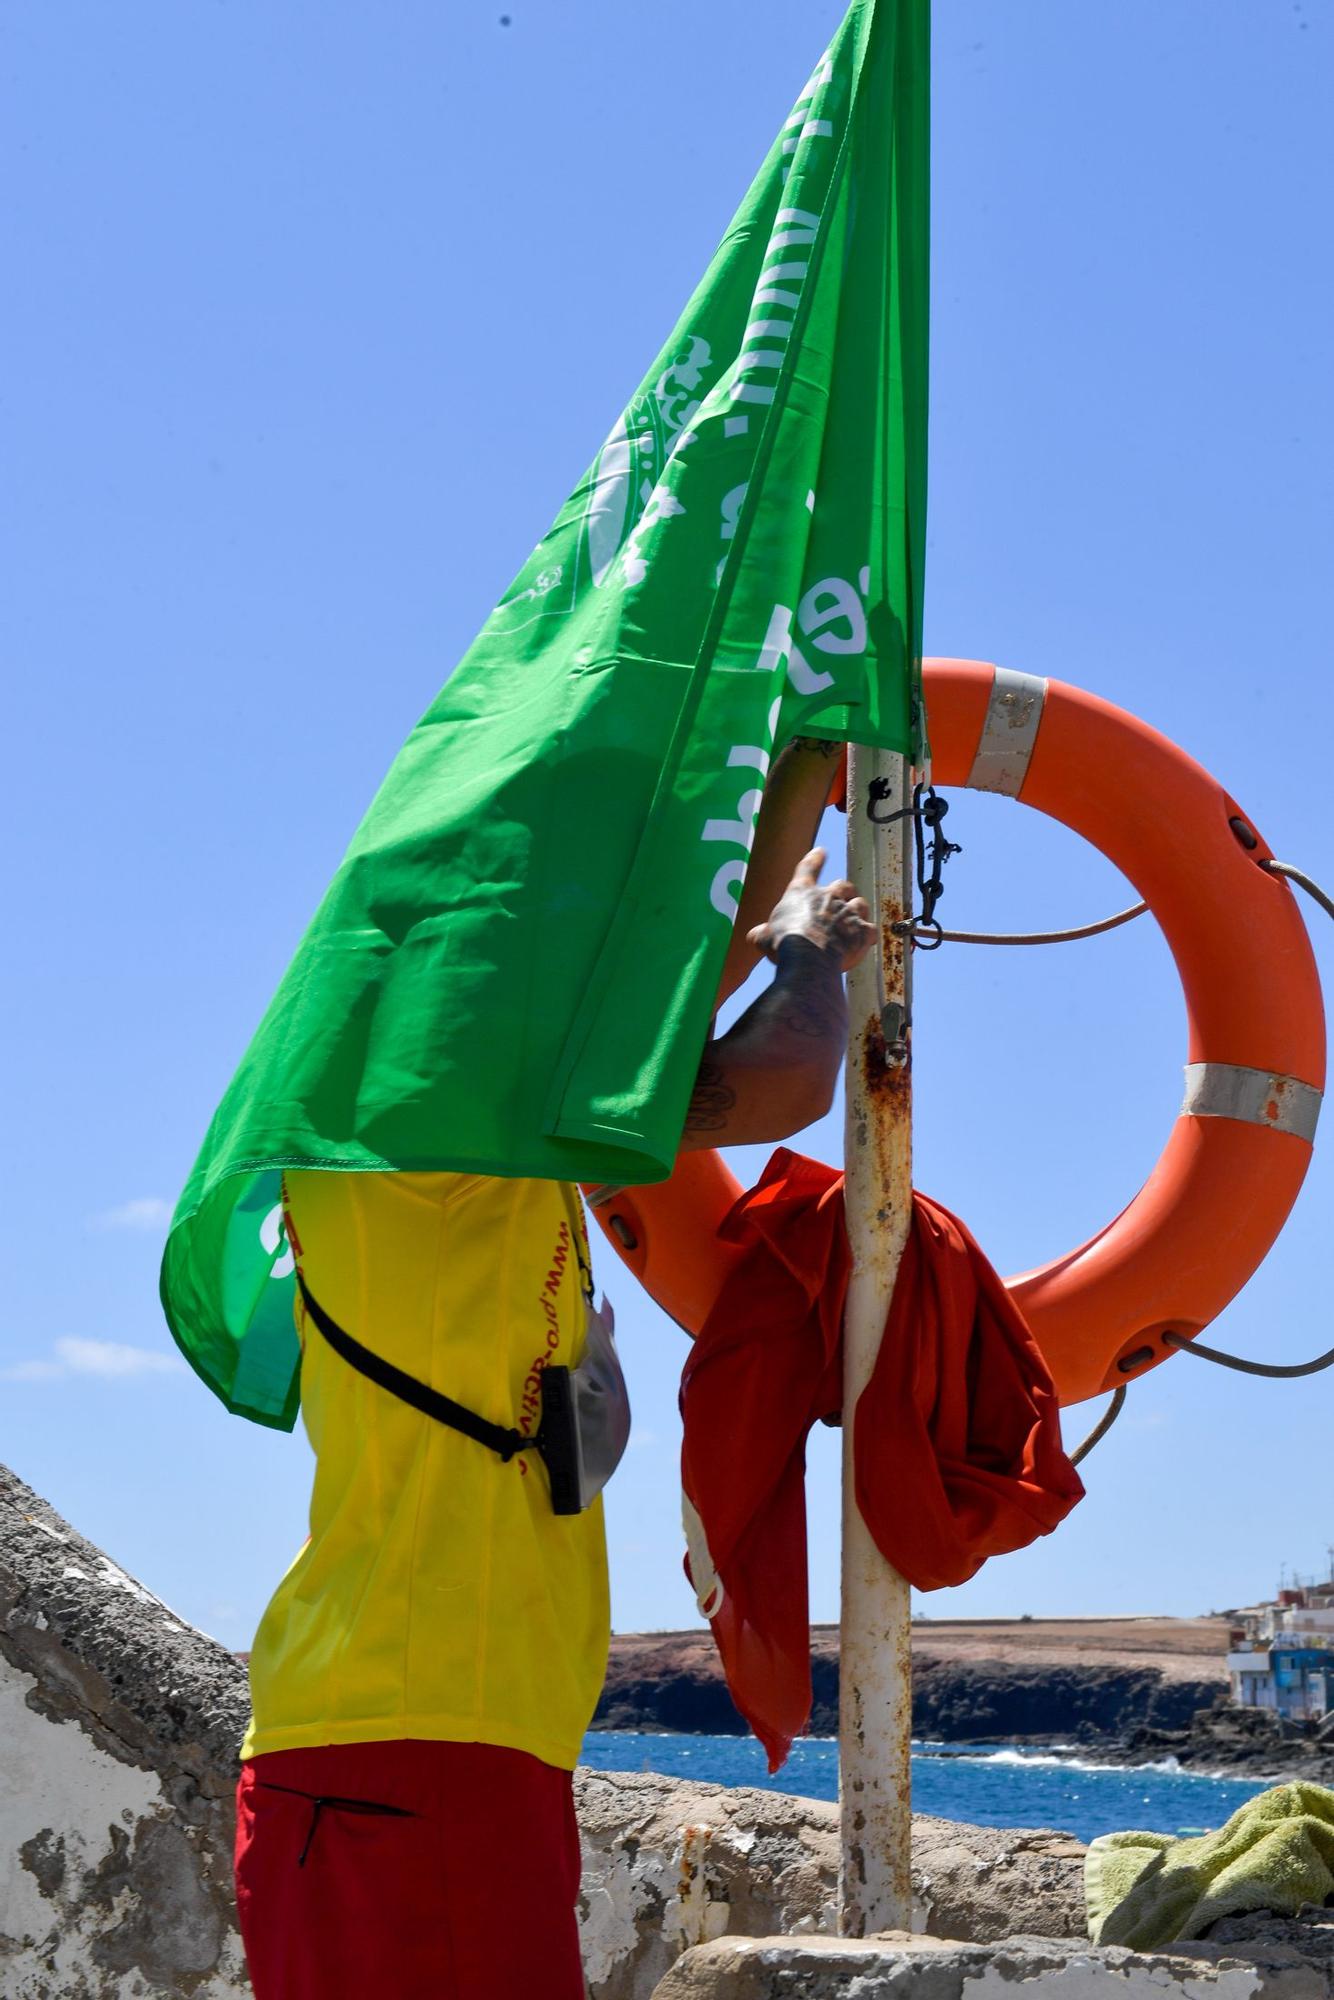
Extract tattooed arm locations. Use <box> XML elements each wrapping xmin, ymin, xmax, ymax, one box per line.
<box><xmin>679</xmin><ymin>847</ymin><xmax>874</xmax><ymax>1151</ymax></box>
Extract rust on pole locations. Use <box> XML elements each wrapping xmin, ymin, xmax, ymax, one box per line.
<box><xmin>838</xmin><ymin>741</ymin><xmax>914</xmax><ymax>1936</ymax></box>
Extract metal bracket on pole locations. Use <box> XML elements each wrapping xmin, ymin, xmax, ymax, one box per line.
<box><xmin>839</xmin><ymin>742</ymin><xmax>914</xmax><ymax>1936</ymax></box>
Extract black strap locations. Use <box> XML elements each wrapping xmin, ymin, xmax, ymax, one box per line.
<box><xmin>295</xmin><ymin>1273</ymin><xmax>538</xmax><ymax>1465</ymax></box>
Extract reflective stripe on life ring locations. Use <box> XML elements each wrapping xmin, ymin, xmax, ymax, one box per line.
<box><xmin>585</xmin><ymin>660</ymin><xmax>1326</xmax><ymax>1407</ymax></box>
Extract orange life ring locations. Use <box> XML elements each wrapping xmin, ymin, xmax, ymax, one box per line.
<box><xmin>585</xmin><ymin>660</ymin><xmax>1326</xmax><ymax>1406</ymax></box>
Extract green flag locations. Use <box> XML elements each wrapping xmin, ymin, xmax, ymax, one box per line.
<box><xmin>162</xmin><ymin>0</ymin><xmax>930</xmax><ymax>1428</ymax></box>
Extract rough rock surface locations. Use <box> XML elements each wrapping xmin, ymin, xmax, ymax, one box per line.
<box><xmin>651</xmin><ymin>1931</ymin><xmax>1334</xmax><ymax>2000</ymax></box>
<box><xmin>1206</xmin><ymin>1914</ymin><xmax>1334</xmax><ymax>1965</ymax></box>
<box><xmin>0</xmin><ymin>1462</ymin><xmax>250</xmax><ymax>1996</ymax></box>
<box><xmin>575</xmin><ymin>1769</ymin><xmax>1087</xmax><ymax>1999</ymax></box>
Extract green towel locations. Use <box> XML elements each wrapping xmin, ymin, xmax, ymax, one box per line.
<box><xmin>1086</xmin><ymin>1782</ymin><xmax>1334</xmax><ymax>1950</ymax></box>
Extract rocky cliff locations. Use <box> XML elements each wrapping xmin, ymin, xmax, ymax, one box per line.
<box><xmin>909</xmin><ymin>1658</ymin><xmax>1226</xmax><ymax>1743</ymax></box>
<box><xmin>594</xmin><ymin>1623</ymin><xmax>1230</xmax><ymax>1746</ymax></box>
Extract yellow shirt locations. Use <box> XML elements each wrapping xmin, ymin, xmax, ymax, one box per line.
<box><xmin>241</xmin><ymin>1172</ymin><xmax>610</xmax><ymax>1772</ymax></box>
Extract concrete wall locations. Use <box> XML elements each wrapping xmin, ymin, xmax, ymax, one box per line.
<box><xmin>0</xmin><ymin>1468</ymin><xmax>250</xmax><ymax>1998</ymax></box>
<box><xmin>575</xmin><ymin>1769</ymin><xmax>1086</xmax><ymax>2000</ymax></box>
<box><xmin>653</xmin><ymin>1932</ymin><xmax>1334</xmax><ymax>2000</ymax></box>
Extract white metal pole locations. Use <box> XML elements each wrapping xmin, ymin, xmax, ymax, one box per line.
<box><xmin>838</xmin><ymin>741</ymin><xmax>914</xmax><ymax>1936</ymax></box>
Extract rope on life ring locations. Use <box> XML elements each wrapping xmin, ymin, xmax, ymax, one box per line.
<box><xmin>586</xmin><ymin>660</ymin><xmax>1327</xmax><ymax>1410</ymax></box>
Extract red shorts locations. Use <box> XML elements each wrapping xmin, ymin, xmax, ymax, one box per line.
<box><xmin>235</xmin><ymin>1740</ymin><xmax>585</xmax><ymax>2000</ymax></box>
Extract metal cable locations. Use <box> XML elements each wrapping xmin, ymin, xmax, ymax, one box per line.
<box><xmin>906</xmin><ymin>857</ymin><xmax>1332</xmax><ymax>948</ymax></box>
<box><xmin>902</xmin><ymin>900</ymin><xmax>1147</xmax><ymax>948</ymax></box>
<box><xmin>1069</xmin><ymin>1385</ymin><xmax>1126</xmax><ymax>1467</ymax></box>
<box><xmin>1262</xmin><ymin>859</ymin><xmax>1334</xmax><ymax>923</ymax></box>
<box><xmin>1162</xmin><ymin>1330</ymin><xmax>1334</xmax><ymax>1379</ymax></box>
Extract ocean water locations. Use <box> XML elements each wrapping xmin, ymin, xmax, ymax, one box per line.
<box><xmin>580</xmin><ymin>1732</ymin><xmax>1272</xmax><ymax>1845</ymax></box>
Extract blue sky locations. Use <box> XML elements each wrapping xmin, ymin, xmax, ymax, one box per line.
<box><xmin>3</xmin><ymin>2</ymin><xmax>1332</xmax><ymax>1649</ymax></box>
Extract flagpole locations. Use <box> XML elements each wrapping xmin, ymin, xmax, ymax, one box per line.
<box><xmin>839</xmin><ymin>741</ymin><xmax>914</xmax><ymax>1936</ymax></box>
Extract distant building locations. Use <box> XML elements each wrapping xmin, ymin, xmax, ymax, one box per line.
<box><xmin>1227</xmin><ymin>1580</ymin><xmax>1334</xmax><ymax>1719</ymax></box>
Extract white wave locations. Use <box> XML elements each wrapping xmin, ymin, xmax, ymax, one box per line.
<box><xmin>916</xmin><ymin>1745</ymin><xmax>1265</xmax><ymax>1782</ymax></box>
<box><xmin>951</xmin><ymin>1747</ymin><xmax>1127</xmax><ymax>1772</ymax></box>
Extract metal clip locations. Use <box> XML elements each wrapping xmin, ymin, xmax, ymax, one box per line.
<box><xmin>866</xmin><ymin>776</ymin><xmax>911</xmax><ymax>825</ymax></box>
<box><xmin>879</xmin><ymin>1001</ymin><xmax>910</xmax><ymax>1065</ymax></box>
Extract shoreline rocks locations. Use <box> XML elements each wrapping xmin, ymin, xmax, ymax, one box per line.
<box><xmin>1102</xmin><ymin>1703</ymin><xmax>1334</xmax><ymax>1785</ymax></box>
